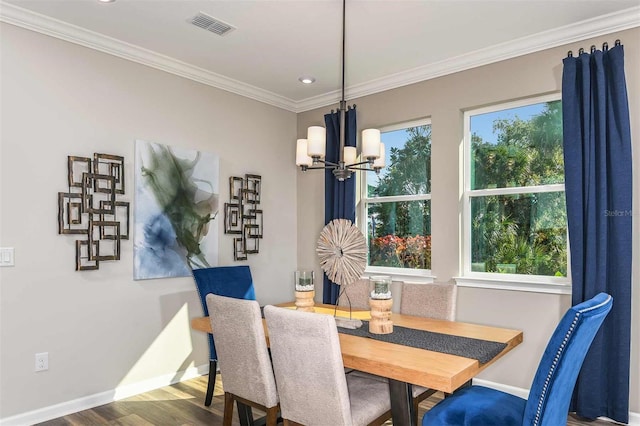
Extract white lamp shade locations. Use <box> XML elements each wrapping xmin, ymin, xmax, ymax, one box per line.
<box><xmin>343</xmin><ymin>146</ymin><xmax>357</xmax><ymax>165</ymax></box>
<box><xmin>362</xmin><ymin>128</ymin><xmax>381</xmax><ymax>159</ymax></box>
<box><xmin>373</xmin><ymin>143</ymin><xmax>386</xmax><ymax>168</ymax></box>
<box><xmin>307</xmin><ymin>126</ymin><xmax>326</xmax><ymax>158</ymax></box>
<box><xmin>296</xmin><ymin>139</ymin><xmax>313</xmax><ymax>166</ymax></box>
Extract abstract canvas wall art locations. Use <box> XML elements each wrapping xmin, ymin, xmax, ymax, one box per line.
<box><xmin>134</xmin><ymin>140</ymin><xmax>219</xmax><ymax>280</ymax></box>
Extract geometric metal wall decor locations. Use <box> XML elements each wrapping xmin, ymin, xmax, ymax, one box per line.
<box><xmin>57</xmin><ymin>153</ymin><xmax>129</xmax><ymax>271</ymax></box>
<box><xmin>224</xmin><ymin>174</ymin><xmax>262</xmax><ymax>261</ymax></box>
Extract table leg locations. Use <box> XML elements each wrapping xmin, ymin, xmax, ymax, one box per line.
<box><xmin>388</xmin><ymin>379</ymin><xmax>416</xmax><ymax>426</ymax></box>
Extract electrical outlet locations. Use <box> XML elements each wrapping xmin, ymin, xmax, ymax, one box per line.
<box><xmin>0</xmin><ymin>248</ymin><xmax>14</xmax><ymax>267</ymax></box>
<box><xmin>35</xmin><ymin>352</ymin><xmax>48</xmax><ymax>372</ymax></box>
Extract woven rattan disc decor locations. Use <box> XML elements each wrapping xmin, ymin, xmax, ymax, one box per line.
<box><xmin>317</xmin><ymin>218</ymin><xmax>367</xmax><ymax>287</ymax></box>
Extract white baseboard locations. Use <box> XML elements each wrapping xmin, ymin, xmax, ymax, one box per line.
<box><xmin>0</xmin><ymin>364</ymin><xmax>209</xmax><ymax>426</ymax></box>
<box><xmin>472</xmin><ymin>378</ymin><xmax>639</xmax><ymax>425</ymax></box>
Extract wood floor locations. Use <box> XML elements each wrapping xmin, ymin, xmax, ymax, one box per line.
<box><xmin>36</xmin><ymin>373</ymin><xmax>615</xmax><ymax>426</ymax></box>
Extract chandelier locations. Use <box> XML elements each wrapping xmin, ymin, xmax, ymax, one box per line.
<box><xmin>295</xmin><ymin>0</ymin><xmax>385</xmax><ymax>181</ymax></box>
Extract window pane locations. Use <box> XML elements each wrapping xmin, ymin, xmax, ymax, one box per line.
<box><xmin>470</xmin><ymin>101</ymin><xmax>563</xmax><ymax>190</ymax></box>
<box><xmin>470</xmin><ymin>192</ymin><xmax>567</xmax><ymax>276</ymax></box>
<box><xmin>368</xmin><ymin>125</ymin><xmax>431</xmax><ymax>197</ymax></box>
<box><xmin>367</xmin><ymin>200</ymin><xmax>431</xmax><ymax>269</ymax></box>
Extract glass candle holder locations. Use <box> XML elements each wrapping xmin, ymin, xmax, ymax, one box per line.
<box><xmin>294</xmin><ymin>270</ymin><xmax>315</xmax><ymax>292</ymax></box>
<box><xmin>369</xmin><ymin>275</ymin><xmax>392</xmax><ymax>299</ymax></box>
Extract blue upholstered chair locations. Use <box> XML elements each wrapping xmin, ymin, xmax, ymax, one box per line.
<box><xmin>422</xmin><ymin>292</ymin><xmax>612</xmax><ymax>426</ymax></box>
<box><xmin>192</xmin><ymin>265</ymin><xmax>256</xmax><ymax>406</ymax></box>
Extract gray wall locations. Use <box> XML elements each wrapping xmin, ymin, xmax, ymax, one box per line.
<box><xmin>0</xmin><ymin>23</ymin><xmax>297</xmax><ymax>418</ymax></box>
<box><xmin>1</xmin><ymin>18</ymin><xmax>638</xmax><ymax>422</ymax></box>
<box><xmin>298</xmin><ymin>27</ymin><xmax>640</xmax><ymax>412</ymax></box>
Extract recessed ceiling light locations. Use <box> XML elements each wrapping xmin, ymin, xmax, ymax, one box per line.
<box><xmin>98</xmin><ymin>0</ymin><xmax>116</xmax><ymax>3</ymax></box>
<box><xmin>298</xmin><ymin>76</ymin><xmax>316</xmax><ymax>84</ymax></box>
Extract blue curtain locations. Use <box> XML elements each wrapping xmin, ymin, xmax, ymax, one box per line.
<box><xmin>562</xmin><ymin>44</ymin><xmax>632</xmax><ymax>423</ymax></box>
<box><xmin>323</xmin><ymin>106</ymin><xmax>357</xmax><ymax>304</ymax></box>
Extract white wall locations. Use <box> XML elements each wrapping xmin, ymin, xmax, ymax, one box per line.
<box><xmin>0</xmin><ymin>23</ymin><xmax>297</xmax><ymax>419</ymax></box>
<box><xmin>298</xmin><ymin>27</ymin><xmax>640</xmax><ymax>413</ymax></box>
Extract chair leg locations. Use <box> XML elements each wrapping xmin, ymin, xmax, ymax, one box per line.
<box><xmin>265</xmin><ymin>406</ymin><xmax>279</xmax><ymax>426</ymax></box>
<box><xmin>223</xmin><ymin>392</ymin><xmax>235</xmax><ymax>426</ymax></box>
<box><xmin>205</xmin><ymin>360</ymin><xmax>217</xmax><ymax>406</ymax></box>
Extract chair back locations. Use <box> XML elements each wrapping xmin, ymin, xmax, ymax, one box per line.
<box><xmin>400</xmin><ymin>282</ymin><xmax>457</xmax><ymax>321</ymax></box>
<box><xmin>192</xmin><ymin>265</ymin><xmax>256</xmax><ymax>359</ymax></box>
<box><xmin>264</xmin><ymin>306</ymin><xmax>353</xmax><ymax>426</ymax></box>
<box><xmin>206</xmin><ymin>294</ymin><xmax>278</xmax><ymax>409</ymax></box>
<box><xmin>522</xmin><ymin>292</ymin><xmax>613</xmax><ymax>426</ymax></box>
<box><xmin>337</xmin><ymin>278</ymin><xmax>371</xmax><ymax>310</ymax></box>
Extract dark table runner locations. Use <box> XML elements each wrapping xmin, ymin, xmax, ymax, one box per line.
<box><xmin>338</xmin><ymin>321</ymin><xmax>506</xmax><ymax>364</ymax></box>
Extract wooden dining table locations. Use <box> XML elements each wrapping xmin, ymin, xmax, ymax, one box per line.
<box><xmin>191</xmin><ymin>303</ymin><xmax>523</xmax><ymax>426</ymax></box>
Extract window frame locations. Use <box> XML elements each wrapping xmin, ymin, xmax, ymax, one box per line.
<box><xmin>459</xmin><ymin>93</ymin><xmax>571</xmax><ymax>292</ymax></box>
<box><xmin>357</xmin><ymin>117</ymin><xmax>434</xmax><ymax>281</ymax></box>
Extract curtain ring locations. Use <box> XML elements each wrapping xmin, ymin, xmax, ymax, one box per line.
<box><xmin>567</xmin><ymin>51</ymin><xmax>573</xmax><ymax>58</ymax></box>
<box><xmin>615</xmin><ymin>39</ymin><xmax>621</xmax><ymax>46</ymax></box>
<box><xmin>579</xmin><ymin>47</ymin><xmax>585</xmax><ymax>55</ymax></box>
<box><xmin>590</xmin><ymin>45</ymin><xmax>597</xmax><ymax>53</ymax></box>
<box><xmin>603</xmin><ymin>42</ymin><xmax>609</xmax><ymax>51</ymax></box>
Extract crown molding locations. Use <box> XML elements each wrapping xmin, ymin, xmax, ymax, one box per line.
<box><xmin>0</xmin><ymin>1</ymin><xmax>298</xmax><ymax>112</ymax></box>
<box><xmin>293</xmin><ymin>5</ymin><xmax>640</xmax><ymax>112</ymax></box>
<box><xmin>2</xmin><ymin>2</ymin><xmax>638</xmax><ymax>114</ymax></box>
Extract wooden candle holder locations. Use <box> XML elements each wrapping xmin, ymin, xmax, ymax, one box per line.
<box><xmin>295</xmin><ymin>290</ymin><xmax>315</xmax><ymax>312</ymax></box>
<box><xmin>369</xmin><ymin>298</ymin><xmax>393</xmax><ymax>334</ymax></box>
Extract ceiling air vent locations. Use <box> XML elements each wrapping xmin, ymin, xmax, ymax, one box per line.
<box><xmin>189</xmin><ymin>12</ymin><xmax>235</xmax><ymax>36</ymax></box>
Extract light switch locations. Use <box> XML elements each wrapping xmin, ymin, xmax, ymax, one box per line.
<box><xmin>0</xmin><ymin>248</ymin><xmax>15</xmax><ymax>267</ymax></box>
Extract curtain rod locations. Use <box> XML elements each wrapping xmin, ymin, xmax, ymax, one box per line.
<box><xmin>567</xmin><ymin>39</ymin><xmax>621</xmax><ymax>57</ymax></box>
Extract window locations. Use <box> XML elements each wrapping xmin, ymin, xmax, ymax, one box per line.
<box><xmin>358</xmin><ymin>119</ymin><xmax>431</xmax><ymax>276</ymax></box>
<box><xmin>462</xmin><ymin>95</ymin><xmax>568</xmax><ymax>283</ymax></box>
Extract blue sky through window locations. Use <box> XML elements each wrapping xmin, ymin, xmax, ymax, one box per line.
<box><xmin>368</xmin><ymin>128</ymin><xmax>409</xmax><ymax>182</ymax></box>
<box><xmin>373</xmin><ymin>126</ymin><xmax>429</xmax><ymax>183</ymax></box>
<box><xmin>470</xmin><ymin>103</ymin><xmax>545</xmax><ymax>144</ymax></box>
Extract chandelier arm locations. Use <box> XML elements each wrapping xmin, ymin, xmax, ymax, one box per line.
<box><xmin>346</xmin><ymin>166</ymin><xmax>380</xmax><ymax>172</ymax></box>
<box><xmin>313</xmin><ymin>158</ymin><xmax>340</xmax><ymax>168</ymax></box>
<box><xmin>302</xmin><ymin>165</ymin><xmax>338</xmax><ymax>171</ymax></box>
<box><xmin>345</xmin><ymin>159</ymin><xmax>374</xmax><ymax>168</ymax></box>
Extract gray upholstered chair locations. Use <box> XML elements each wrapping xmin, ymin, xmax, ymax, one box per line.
<box><xmin>337</xmin><ymin>278</ymin><xmax>371</xmax><ymax>310</ymax></box>
<box><xmin>264</xmin><ymin>305</ymin><xmax>392</xmax><ymax>426</ymax></box>
<box><xmin>400</xmin><ymin>281</ymin><xmax>457</xmax><ymax>321</ymax></box>
<box><xmin>400</xmin><ymin>281</ymin><xmax>458</xmax><ymax>423</ymax></box>
<box><xmin>192</xmin><ymin>265</ymin><xmax>256</xmax><ymax>406</ymax></box>
<box><xmin>206</xmin><ymin>294</ymin><xmax>279</xmax><ymax>426</ymax></box>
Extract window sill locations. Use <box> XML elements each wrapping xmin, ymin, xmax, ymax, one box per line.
<box><xmin>454</xmin><ymin>276</ymin><xmax>571</xmax><ymax>294</ymax></box>
<box><xmin>364</xmin><ymin>266</ymin><xmax>436</xmax><ymax>283</ymax></box>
